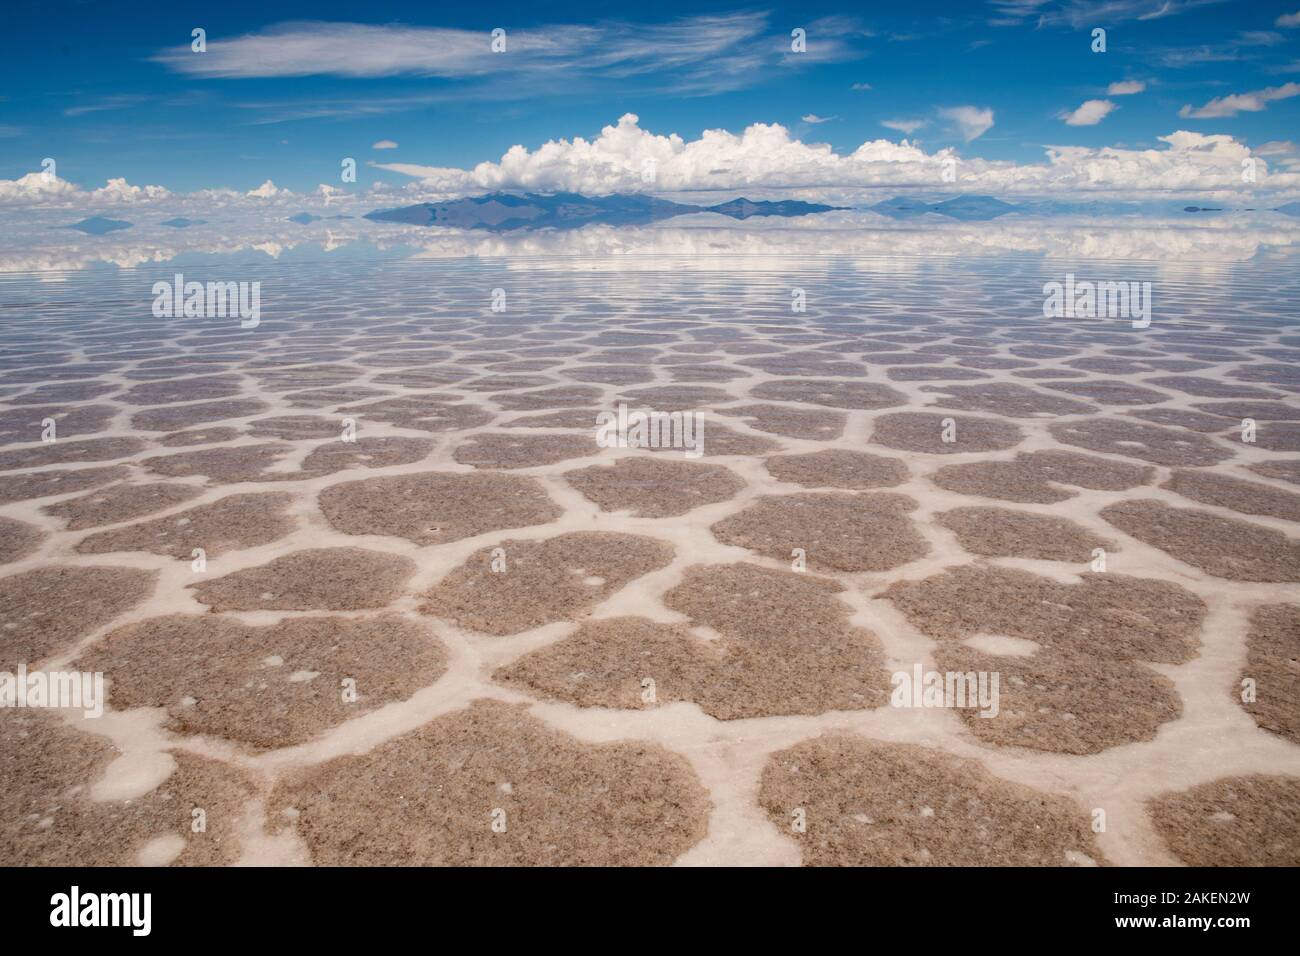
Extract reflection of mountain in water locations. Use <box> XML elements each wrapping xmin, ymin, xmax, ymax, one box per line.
<box><xmin>67</xmin><ymin>216</ymin><xmax>133</xmax><ymax>235</ymax></box>
<box><xmin>365</xmin><ymin>192</ymin><xmax>841</xmax><ymax>230</ymax></box>
<box><xmin>870</xmin><ymin>195</ymin><xmax>1018</xmax><ymax>220</ymax></box>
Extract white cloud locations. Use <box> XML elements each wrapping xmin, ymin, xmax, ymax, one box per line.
<box><xmin>369</xmin><ymin>113</ymin><xmax>1300</xmax><ymax>200</ymax></box>
<box><xmin>0</xmin><ymin>172</ymin><xmax>81</xmax><ymax>205</ymax></box>
<box><xmin>1060</xmin><ymin>99</ymin><xmax>1118</xmax><ymax>126</ymax></box>
<box><xmin>0</xmin><ymin>172</ymin><xmax>169</xmax><ymax>206</ymax></box>
<box><xmin>1107</xmin><ymin>80</ymin><xmax>1146</xmax><ymax>95</ymax></box>
<box><xmin>153</xmin><ymin>15</ymin><xmax>867</xmax><ymax>95</ymax></box>
<box><xmin>372</xmin><ymin>140</ymin><xmax>399</xmax><ymax>149</ymax></box>
<box><xmin>247</xmin><ymin>180</ymin><xmax>291</xmax><ymax>199</ymax></box>
<box><xmin>801</xmin><ymin>114</ymin><xmax>835</xmax><ymax>124</ymax></box>
<box><xmin>1276</xmin><ymin>10</ymin><xmax>1300</xmax><ymax>27</ymax></box>
<box><xmin>1180</xmin><ymin>82</ymin><xmax>1300</xmax><ymax>118</ymax></box>
<box><xmin>89</xmin><ymin>178</ymin><xmax>170</xmax><ymax>203</ymax></box>
<box><xmin>938</xmin><ymin>106</ymin><xmax>994</xmax><ymax>142</ymax></box>
<box><xmin>851</xmin><ymin>83</ymin><xmax>873</xmax><ymax>90</ymax></box>
<box><xmin>882</xmin><ymin>119</ymin><xmax>927</xmax><ymax>134</ymax></box>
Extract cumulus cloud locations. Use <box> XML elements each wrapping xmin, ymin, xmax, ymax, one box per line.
<box><xmin>368</xmin><ymin>113</ymin><xmax>1300</xmax><ymax>201</ymax></box>
<box><xmin>1107</xmin><ymin>80</ymin><xmax>1146</xmax><ymax>95</ymax></box>
<box><xmin>372</xmin><ymin>140</ymin><xmax>399</xmax><ymax>149</ymax></box>
<box><xmin>882</xmin><ymin>119</ymin><xmax>927</xmax><ymax>134</ymax></box>
<box><xmin>938</xmin><ymin>106</ymin><xmax>994</xmax><ymax>142</ymax></box>
<box><xmin>0</xmin><ymin>172</ymin><xmax>169</xmax><ymax>206</ymax></box>
<box><xmin>0</xmin><ymin>172</ymin><xmax>81</xmax><ymax>205</ymax></box>
<box><xmin>1276</xmin><ymin>10</ymin><xmax>1300</xmax><ymax>27</ymax></box>
<box><xmin>247</xmin><ymin>179</ymin><xmax>290</xmax><ymax>198</ymax></box>
<box><xmin>1060</xmin><ymin>99</ymin><xmax>1118</xmax><ymax>126</ymax></box>
<box><xmin>1180</xmin><ymin>82</ymin><xmax>1300</xmax><ymax>118</ymax></box>
<box><xmin>89</xmin><ymin>178</ymin><xmax>171</xmax><ymax>203</ymax></box>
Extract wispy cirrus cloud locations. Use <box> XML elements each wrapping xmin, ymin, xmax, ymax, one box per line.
<box><xmin>1180</xmin><ymin>82</ymin><xmax>1300</xmax><ymax>118</ymax></box>
<box><xmin>988</xmin><ymin>0</ymin><xmax>1224</xmax><ymax>28</ymax></box>
<box><xmin>154</xmin><ymin>15</ymin><xmax>869</xmax><ymax>96</ymax></box>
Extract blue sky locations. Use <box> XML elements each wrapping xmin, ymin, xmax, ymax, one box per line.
<box><xmin>2</xmin><ymin>0</ymin><xmax>1299</xmax><ymax>196</ymax></box>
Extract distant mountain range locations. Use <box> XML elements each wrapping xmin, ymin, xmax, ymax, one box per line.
<box><xmin>365</xmin><ymin>192</ymin><xmax>841</xmax><ymax>230</ymax></box>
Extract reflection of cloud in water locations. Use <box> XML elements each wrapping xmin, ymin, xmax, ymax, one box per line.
<box><xmin>1</xmin><ymin>208</ymin><xmax>1299</xmax><ymax>274</ymax></box>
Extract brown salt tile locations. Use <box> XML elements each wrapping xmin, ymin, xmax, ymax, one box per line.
<box><xmin>764</xmin><ymin>449</ymin><xmax>908</xmax><ymax>489</ymax></box>
<box><xmin>499</xmin><ymin>564</ymin><xmax>891</xmax><ymax>719</ymax></box>
<box><xmin>0</xmin><ymin>565</ymin><xmax>157</xmax><ymax>667</ymax></box>
<box><xmin>141</xmin><ymin>443</ymin><xmax>293</xmax><ymax>483</ymax></box>
<box><xmin>0</xmin><ymin>437</ymin><xmax>146</xmax><ymax>472</ymax></box>
<box><xmin>42</xmin><ymin>482</ymin><xmax>204</xmax><ymax>530</ymax></box>
<box><xmin>0</xmin><ymin>516</ymin><xmax>44</xmax><ymax>564</ymax></box>
<box><xmin>711</xmin><ymin>492</ymin><xmax>928</xmax><ymax>572</ymax></box>
<box><xmin>1149</xmin><ymin>775</ymin><xmax>1300</xmax><ymax>866</ymax></box>
<box><xmin>158</xmin><ymin>426</ymin><xmax>245</xmax><ymax>446</ymax></box>
<box><xmin>120</xmin><ymin>375</ymin><xmax>244</xmax><ymax>405</ymax></box>
<box><xmin>870</xmin><ymin>412</ymin><xmax>1023</xmax><ymax>455</ymax></box>
<box><xmin>0</xmin><ymin>405</ymin><xmax>116</xmax><ymax>446</ymax></box>
<box><xmin>77</xmin><ymin>613</ymin><xmax>447</xmax><ymax>749</ymax></box>
<box><xmin>882</xmin><ymin>564</ymin><xmax>1204</xmax><ymax>664</ymax></box>
<box><xmin>931</xmin><ymin>643</ymin><xmax>1181</xmax><ymax>755</ymax></box>
<box><xmin>1145</xmin><ymin>376</ymin><xmax>1279</xmax><ymax>399</ymax></box>
<box><xmin>1049</xmin><ymin>418</ymin><xmax>1233</xmax><ymax>466</ymax></box>
<box><xmin>1240</xmin><ymin>604</ymin><xmax>1300</xmax><ymax>745</ymax></box>
<box><xmin>297</xmin><ymin>436</ymin><xmax>434</xmax><ymax>473</ymax></box>
<box><xmin>247</xmin><ymin>415</ymin><xmax>343</xmax><ymax>440</ymax></box>
<box><xmin>1126</xmin><ymin>408</ymin><xmax>1234</xmax><ymax>432</ymax></box>
<box><xmin>1194</xmin><ymin>401</ymin><xmax>1300</xmax><ymax>421</ymax></box>
<box><xmin>1100</xmin><ymin>499</ymin><xmax>1300</xmax><ymax>582</ymax></box>
<box><xmin>1248</xmin><ymin>459</ymin><xmax>1300</xmax><ymax>486</ymax></box>
<box><xmin>0</xmin><ymin>710</ymin><xmax>255</xmax><ymax>865</ymax></box>
<box><xmin>1236</xmin><ymin>421</ymin><xmax>1300</xmax><ymax>452</ymax></box>
<box><xmin>189</xmin><ymin>547</ymin><xmax>416</xmax><ymax>611</ymax></box>
<box><xmin>490</xmin><ymin>386</ymin><xmax>603</xmax><ymax>410</ymax></box>
<box><xmin>338</xmin><ymin>397</ymin><xmax>494</xmax><ymax>432</ymax></box>
<box><xmin>1163</xmin><ymin>469</ymin><xmax>1300</xmax><ymax>523</ymax></box>
<box><xmin>720</xmin><ymin>403</ymin><xmax>846</xmax><ymax>440</ymax></box>
<box><xmin>130</xmin><ymin>399</ymin><xmax>268</xmax><ymax>431</ymax></box>
<box><xmin>422</xmin><ymin>532</ymin><xmax>674</xmax><ymax>635</ymax></box>
<box><xmin>1042</xmin><ymin>381</ymin><xmax>1171</xmax><ymax>405</ymax></box>
<box><xmin>918</xmin><ymin>382</ymin><xmax>1095</xmax><ymax>418</ymax></box>
<box><xmin>0</xmin><ymin>465</ymin><xmax>129</xmax><ymax>505</ymax></box>
<box><xmin>453</xmin><ymin>433</ymin><xmax>598</xmax><ymax>470</ymax></box>
<box><xmin>77</xmin><ymin>492</ymin><xmax>296</xmax><ymax>560</ymax></box>
<box><xmin>644</xmin><ymin>421</ymin><xmax>780</xmax><ymax>456</ymax></box>
<box><xmin>267</xmin><ymin>699</ymin><xmax>709</xmax><ymax>865</ymax></box>
<box><xmin>886</xmin><ymin>366</ymin><xmax>991</xmax><ymax>381</ymax></box>
<box><xmin>936</xmin><ymin>506</ymin><xmax>1112</xmax><ymax>561</ymax></box>
<box><xmin>319</xmin><ymin>472</ymin><xmax>559</xmax><ymax>546</ymax></box>
<box><xmin>502</xmin><ymin>409</ymin><xmax>605</xmax><ymax>429</ymax></box>
<box><xmin>620</xmin><ymin>385</ymin><xmax>735</xmax><ymax>411</ymax></box>
<box><xmin>759</xmin><ymin>734</ymin><xmax>1103</xmax><ymax>865</ymax></box>
<box><xmin>563</xmin><ymin>457</ymin><xmax>745</xmax><ymax>517</ymax></box>
<box><xmin>931</xmin><ymin>450</ymin><xmax>1154</xmax><ymax>504</ymax></box>
<box><xmin>749</xmin><ymin>379</ymin><xmax>907</xmax><ymax>410</ymax></box>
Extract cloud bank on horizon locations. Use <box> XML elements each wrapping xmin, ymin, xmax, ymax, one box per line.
<box><xmin>4</xmin><ymin>113</ymin><xmax>1299</xmax><ymax>209</ymax></box>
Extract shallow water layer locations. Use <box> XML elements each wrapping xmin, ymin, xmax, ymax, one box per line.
<box><xmin>2</xmin><ymin>242</ymin><xmax>1299</xmax><ymax>867</ymax></box>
